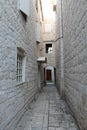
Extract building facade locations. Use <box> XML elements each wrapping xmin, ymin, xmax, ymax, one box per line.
<box><xmin>0</xmin><ymin>0</ymin><xmax>43</xmax><ymax>129</ymax></box>
<box><xmin>0</xmin><ymin>0</ymin><xmax>87</xmax><ymax>130</ymax></box>
<box><xmin>55</xmin><ymin>0</ymin><xmax>87</xmax><ymax>129</ymax></box>
<box><xmin>40</xmin><ymin>0</ymin><xmax>57</xmax><ymax>85</ymax></box>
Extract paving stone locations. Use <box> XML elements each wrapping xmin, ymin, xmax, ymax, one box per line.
<box><xmin>32</xmin><ymin>127</ymin><xmax>42</xmax><ymax>130</ymax></box>
<box><xmin>15</xmin><ymin>126</ymin><xmax>25</xmax><ymax>130</ymax></box>
<box><xmin>48</xmin><ymin>127</ymin><xmax>65</xmax><ymax>130</ymax></box>
<box><xmin>43</xmin><ymin>115</ymin><xmax>48</xmax><ymax>128</ymax></box>
<box><xmin>42</xmin><ymin>128</ymin><xmax>48</xmax><ymax>130</ymax></box>
<box><xmin>14</xmin><ymin>86</ymin><xmax>79</xmax><ymax>130</ymax></box>
<box><xmin>55</xmin><ymin>128</ymin><xmax>65</xmax><ymax>130</ymax></box>
<box><xmin>48</xmin><ymin>127</ymin><xmax>56</xmax><ymax>130</ymax></box>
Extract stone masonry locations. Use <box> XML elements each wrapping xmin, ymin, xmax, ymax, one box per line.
<box><xmin>55</xmin><ymin>0</ymin><xmax>64</xmax><ymax>96</ymax></box>
<box><xmin>0</xmin><ymin>0</ymin><xmax>87</xmax><ymax>130</ymax></box>
<box><xmin>14</xmin><ymin>85</ymin><xmax>79</xmax><ymax>130</ymax></box>
<box><xmin>0</xmin><ymin>0</ymin><xmax>41</xmax><ymax>129</ymax></box>
<box><xmin>42</xmin><ymin>17</ymin><xmax>56</xmax><ymax>68</ymax></box>
<box><xmin>56</xmin><ymin>0</ymin><xmax>87</xmax><ymax>129</ymax></box>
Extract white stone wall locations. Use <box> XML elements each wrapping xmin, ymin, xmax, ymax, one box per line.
<box><xmin>42</xmin><ymin>19</ymin><xmax>55</xmax><ymax>42</ymax></box>
<box><xmin>55</xmin><ymin>0</ymin><xmax>64</xmax><ymax>96</ymax></box>
<box><xmin>43</xmin><ymin>42</ymin><xmax>56</xmax><ymax>67</ymax></box>
<box><xmin>0</xmin><ymin>0</ymin><xmax>40</xmax><ymax>129</ymax></box>
<box><xmin>41</xmin><ymin>11</ymin><xmax>56</xmax><ymax>81</ymax></box>
<box><xmin>56</xmin><ymin>0</ymin><xmax>87</xmax><ymax>129</ymax></box>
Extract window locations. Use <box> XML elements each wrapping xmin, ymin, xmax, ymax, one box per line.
<box><xmin>53</xmin><ymin>5</ymin><xmax>56</xmax><ymax>12</ymax></box>
<box><xmin>17</xmin><ymin>48</ymin><xmax>26</xmax><ymax>83</ymax></box>
<box><xmin>46</xmin><ymin>44</ymin><xmax>53</xmax><ymax>53</ymax></box>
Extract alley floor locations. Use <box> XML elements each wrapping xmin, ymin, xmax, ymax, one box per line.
<box><xmin>15</xmin><ymin>86</ymin><xmax>79</xmax><ymax>130</ymax></box>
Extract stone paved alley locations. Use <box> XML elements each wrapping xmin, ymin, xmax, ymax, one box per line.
<box><xmin>15</xmin><ymin>86</ymin><xmax>79</xmax><ymax>130</ymax></box>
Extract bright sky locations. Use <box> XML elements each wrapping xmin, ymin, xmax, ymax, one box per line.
<box><xmin>42</xmin><ymin>0</ymin><xmax>56</xmax><ymax>20</ymax></box>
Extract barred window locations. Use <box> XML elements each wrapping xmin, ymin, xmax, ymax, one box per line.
<box><xmin>17</xmin><ymin>48</ymin><xmax>26</xmax><ymax>83</ymax></box>
<box><xmin>17</xmin><ymin>55</ymin><xmax>22</xmax><ymax>82</ymax></box>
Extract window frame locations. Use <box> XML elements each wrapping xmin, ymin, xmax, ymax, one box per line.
<box><xmin>16</xmin><ymin>48</ymin><xmax>26</xmax><ymax>84</ymax></box>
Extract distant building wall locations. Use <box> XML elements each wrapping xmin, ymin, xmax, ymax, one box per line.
<box><xmin>41</xmin><ymin>16</ymin><xmax>56</xmax><ymax>67</ymax></box>
<box><xmin>43</xmin><ymin>42</ymin><xmax>56</xmax><ymax>67</ymax></box>
<box><xmin>42</xmin><ymin>18</ymin><xmax>55</xmax><ymax>41</ymax></box>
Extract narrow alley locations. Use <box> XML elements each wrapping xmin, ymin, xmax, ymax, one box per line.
<box><xmin>0</xmin><ymin>0</ymin><xmax>87</xmax><ymax>130</ymax></box>
<box><xmin>15</xmin><ymin>85</ymin><xmax>79</xmax><ymax>130</ymax></box>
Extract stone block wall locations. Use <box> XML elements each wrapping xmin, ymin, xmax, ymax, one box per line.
<box><xmin>0</xmin><ymin>0</ymin><xmax>39</xmax><ymax>129</ymax></box>
<box><xmin>55</xmin><ymin>0</ymin><xmax>64</xmax><ymax>96</ymax></box>
<box><xmin>43</xmin><ymin>42</ymin><xmax>56</xmax><ymax>67</ymax></box>
<box><xmin>57</xmin><ymin>0</ymin><xmax>87</xmax><ymax>129</ymax></box>
<box><xmin>42</xmin><ymin>16</ymin><xmax>56</xmax><ymax>68</ymax></box>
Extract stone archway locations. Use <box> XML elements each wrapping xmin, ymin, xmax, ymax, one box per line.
<box><xmin>44</xmin><ymin>66</ymin><xmax>56</xmax><ymax>86</ymax></box>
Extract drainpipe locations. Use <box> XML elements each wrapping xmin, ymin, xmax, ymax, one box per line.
<box><xmin>61</xmin><ymin>0</ymin><xmax>63</xmax><ymax>38</ymax></box>
<box><xmin>39</xmin><ymin>0</ymin><xmax>44</xmax><ymax>21</ymax></box>
<box><xmin>59</xmin><ymin>0</ymin><xmax>64</xmax><ymax>98</ymax></box>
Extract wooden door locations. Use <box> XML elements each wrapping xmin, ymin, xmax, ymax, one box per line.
<box><xmin>46</xmin><ymin>70</ymin><xmax>52</xmax><ymax>81</ymax></box>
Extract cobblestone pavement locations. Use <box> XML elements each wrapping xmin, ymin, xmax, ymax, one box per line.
<box><xmin>15</xmin><ymin>86</ymin><xmax>80</xmax><ymax>130</ymax></box>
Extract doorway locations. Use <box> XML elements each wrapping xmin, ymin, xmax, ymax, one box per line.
<box><xmin>46</xmin><ymin>70</ymin><xmax>52</xmax><ymax>81</ymax></box>
<box><xmin>44</xmin><ymin>66</ymin><xmax>56</xmax><ymax>86</ymax></box>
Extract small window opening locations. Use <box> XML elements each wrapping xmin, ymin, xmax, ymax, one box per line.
<box><xmin>53</xmin><ymin>5</ymin><xmax>56</xmax><ymax>12</ymax></box>
<box><xmin>46</xmin><ymin>44</ymin><xmax>53</xmax><ymax>53</ymax></box>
